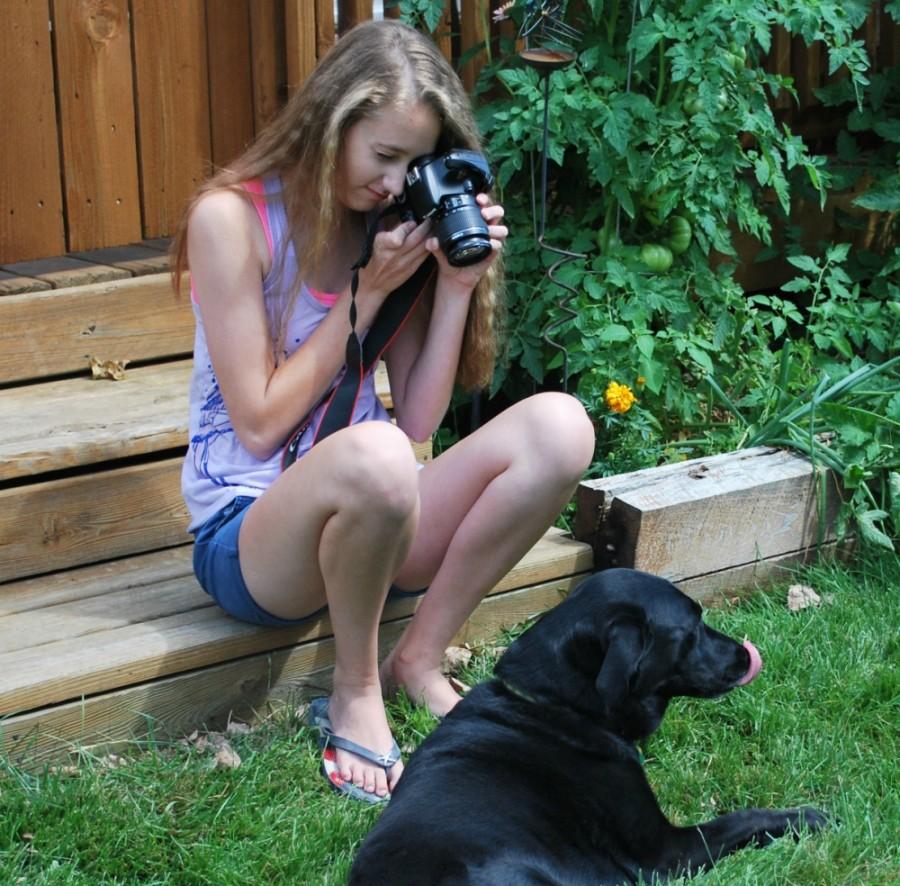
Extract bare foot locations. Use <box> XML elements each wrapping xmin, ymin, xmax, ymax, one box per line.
<box><xmin>381</xmin><ymin>651</ymin><xmax>463</xmax><ymax>718</ymax></box>
<box><xmin>327</xmin><ymin>683</ymin><xmax>403</xmax><ymax>798</ymax></box>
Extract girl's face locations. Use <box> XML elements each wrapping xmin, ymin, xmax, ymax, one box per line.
<box><xmin>336</xmin><ymin>101</ymin><xmax>442</xmax><ymax>212</ymax></box>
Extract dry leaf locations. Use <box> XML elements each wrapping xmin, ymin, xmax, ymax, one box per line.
<box><xmin>787</xmin><ymin>584</ymin><xmax>821</xmax><ymax>611</ymax></box>
<box><xmin>442</xmin><ymin>646</ymin><xmax>473</xmax><ymax>673</ymax></box>
<box><xmin>99</xmin><ymin>753</ymin><xmax>126</xmax><ymax>769</ymax></box>
<box><xmin>226</xmin><ymin>720</ymin><xmax>253</xmax><ymax>736</ymax></box>
<box><xmin>90</xmin><ymin>356</ymin><xmax>130</xmax><ymax>380</ymax></box>
<box><xmin>49</xmin><ymin>765</ymin><xmax>80</xmax><ymax>778</ymax></box>
<box><xmin>212</xmin><ymin>743</ymin><xmax>242</xmax><ymax>770</ymax></box>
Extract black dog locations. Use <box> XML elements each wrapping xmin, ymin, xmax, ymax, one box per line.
<box><xmin>350</xmin><ymin>569</ymin><xmax>827</xmax><ymax>885</ymax></box>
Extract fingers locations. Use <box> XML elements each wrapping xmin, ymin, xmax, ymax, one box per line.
<box><xmin>380</xmin><ymin>218</ymin><xmax>431</xmax><ymax>252</ymax></box>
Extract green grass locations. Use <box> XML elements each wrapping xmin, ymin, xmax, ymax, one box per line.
<box><xmin>2</xmin><ymin>550</ymin><xmax>897</xmax><ymax>885</ymax></box>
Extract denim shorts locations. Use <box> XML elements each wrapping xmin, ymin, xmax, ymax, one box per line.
<box><xmin>192</xmin><ymin>495</ymin><xmax>426</xmax><ymax>627</ymax></box>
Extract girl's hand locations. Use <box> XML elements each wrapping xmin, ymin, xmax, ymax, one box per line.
<box><xmin>426</xmin><ymin>194</ymin><xmax>507</xmax><ymax>293</ymax></box>
<box><xmin>358</xmin><ymin>218</ymin><xmax>432</xmax><ymax>302</ymax></box>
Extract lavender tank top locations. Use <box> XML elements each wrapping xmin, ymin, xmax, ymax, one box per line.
<box><xmin>181</xmin><ymin>176</ymin><xmax>389</xmax><ymax>532</ymax></box>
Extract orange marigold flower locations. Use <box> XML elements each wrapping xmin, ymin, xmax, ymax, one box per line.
<box><xmin>605</xmin><ymin>381</ymin><xmax>636</xmax><ymax>414</ymax></box>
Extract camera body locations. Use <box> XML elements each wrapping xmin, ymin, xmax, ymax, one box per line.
<box><xmin>398</xmin><ymin>150</ymin><xmax>495</xmax><ymax>267</ymax></box>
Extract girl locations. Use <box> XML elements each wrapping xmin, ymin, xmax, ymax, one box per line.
<box><xmin>174</xmin><ymin>19</ymin><xmax>594</xmax><ymax>804</ymax></box>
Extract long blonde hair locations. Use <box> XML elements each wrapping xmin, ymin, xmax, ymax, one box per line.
<box><xmin>172</xmin><ymin>19</ymin><xmax>502</xmax><ymax>390</ymax></box>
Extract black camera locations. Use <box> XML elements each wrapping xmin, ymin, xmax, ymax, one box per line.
<box><xmin>398</xmin><ymin>150</ymin><xmax>495</xmax><ymax>267</ymax></box>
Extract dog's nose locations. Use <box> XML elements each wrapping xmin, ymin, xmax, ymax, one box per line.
<box><xmin>736</xmin><ymin>640</ymin><xmax>763</xmax><ymax>685</ymax></box>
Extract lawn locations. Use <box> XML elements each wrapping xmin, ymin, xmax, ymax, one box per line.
<box><xmin>2</xmin><ymin>549</ymin><xmax>897</xmax><ymax>885</ymax></box>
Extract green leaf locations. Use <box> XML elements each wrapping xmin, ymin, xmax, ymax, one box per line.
<box><xmin>786</xmin><ymin>254</ymin><xmax>820</xmax><ymax>274</ymax></box>
<box><xmin>857</xmin><ymin>510</ymin><xmax>895</xmax><ymax>551</ymax></box>
<box><xmin>686</xmin><ymin>345</ymin><xmax>714</xmax><ymax>373</ymax></box>
<box><xmin>638</xmin><ymin>357</ymin><xmax>665</xmax><ymax>394</ymax></box>
<box><xmin>853</xmin><ymin>179</ymin><xmax>900</xmax><ymax>212</ymax></box>
<box><xmin>636</xmin><ymin>335</ymin><xmax>655</xmax><ymax>359</ymax></box>
<box><xmin>889</xmin><ymin>471</ymin><xmax>900</xmax><ymax>531</ymax></box>
<box><xmin>600</xmin><ymin>324</ymin><xmax>632</xmax><ymax>343</ymax></box>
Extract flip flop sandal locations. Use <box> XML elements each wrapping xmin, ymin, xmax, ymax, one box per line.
<box><xmin>305</xmin><ymin>696</ymin><xmax>402</xmax><ymax>805</ymax></box>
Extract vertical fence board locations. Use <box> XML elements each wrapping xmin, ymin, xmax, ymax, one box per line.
<box><xmin>792</xmin><ymin>37</ymin><xmax>822</xmax><ymax>109</ymax></box>
<box><xmin>52</xmin><ymin>0</ymin><xmax>142</xmax><ymax>252</ymax></box>
<box><xmin>459</xmin><ymin>0</ymin><xmax>489</xmax><ymax>92</ymax></box>
<box><xmin>131</xmin><ymin>0</ymin><xmax>211</xmax><ymax>238</ymax></box>
<box><xmin>339</xmin><ymin>0</ymin><xmax>372</xmax><ymax>33</ymax></box>
<box><xmin>316</xmin><ymin>0</ymin><xmax>336</xmax><ymax>59</ymax></box>
<box><xmin>0</xmin><ymin>0</ymin><xmax>65</xmax><ymax>262</ymax></box>
<box><xmin>249</xmin><ymin>0</ymin><xmax>286</xmax><ymax>130</ymax></box>
<box><xmin>769</xmin><ymin>27</ymin><xmax>793</xmax><ymax>110</ymax></box>
<box><xmin>285</xmin><ymin>0</ymin><xmax>318</xmax><ymax>93</ymax></box>
<box><xmin>207</xmin><ymin>0</ymin><xmax>255</xmax><ymax>168</ymax></box>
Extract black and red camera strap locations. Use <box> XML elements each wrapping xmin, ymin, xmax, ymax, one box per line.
<box><xmin>281</xmin><ymin>208</ymin><xmax>436</xmax><ymax>471</ymax></box>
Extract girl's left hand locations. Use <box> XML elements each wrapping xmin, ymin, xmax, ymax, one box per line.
<box><xmin>425</xmin><ymin>193</ymin><xmax>507</xmax><ymax>292</ymax></box>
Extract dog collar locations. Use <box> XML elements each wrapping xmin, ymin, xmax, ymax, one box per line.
<box><xmin>498</xmin><ymin>677</ymin><xmax>538</xmax><ymax>704</ymax></box>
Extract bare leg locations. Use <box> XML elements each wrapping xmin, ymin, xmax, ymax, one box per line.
<box><xmin>238</xmin><ymin>421</ymin><xmax>420</xmax><ymax>797</ymax></box>
<box><xmin>383</xmin><ymin>393</ymin><xmax>595</xmax><ymax>716</ymax></box>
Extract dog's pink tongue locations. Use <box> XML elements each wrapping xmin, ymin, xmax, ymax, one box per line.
<box><xmin>736</xmin><ymin>640</ymin><xmax>762</xmax><ymax>686</ymax></box>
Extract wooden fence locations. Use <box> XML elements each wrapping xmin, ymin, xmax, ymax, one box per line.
<box><xmin>2</xmin><ymin>1</ymin><xmax>897</xmax><ymax>265</ymax></box>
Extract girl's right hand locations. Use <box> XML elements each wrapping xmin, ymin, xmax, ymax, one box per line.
<box><xmin>358</xmin><ymin>218</ymin><xmax>432</xmax><ymax>301</ymax></box>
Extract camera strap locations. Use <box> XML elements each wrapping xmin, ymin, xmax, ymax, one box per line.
<box><xmin>281</xmin><ymin>207</ymin><xmax>436</xmax><ymax>471</ymax></box>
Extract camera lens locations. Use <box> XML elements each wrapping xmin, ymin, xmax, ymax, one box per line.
<box><xmin>435</xmin><ymin>195</ymin><xmax>492</xmax><ymax>267</ymax></box>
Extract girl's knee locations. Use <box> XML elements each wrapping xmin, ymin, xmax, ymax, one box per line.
<box><xmin>331</xmin><ymin>423</ymin><xmax>420</xmax><ymax>521</ymax></box>
<box><xmin>524</xmin><ymin>392</ymin><xmax>595</xmax><ymax>474</ymax></box>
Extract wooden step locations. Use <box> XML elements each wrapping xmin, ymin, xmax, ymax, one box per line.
<box><xmin>0</xmin><ymin>528</ymin><xmax>594</xmax><ymax>762</ymax></box>
<box><xmin>1</xmin><ymin>359</ymin><xmax>416</xmax><ymax>581</ymax></box>
<box><xmin>2</xmin><ymin>360</ymin><xmax>396</xmax><ymax>481</ymax></box>
<box><xmin>0</xmin><ymin>272</ymin><xmax>193</xmax><ymax>384</ymax></box>
<box><xmin>0</xmin><ymin>457</ymin><xmax>189</xmax><ymax>582</ymax></box>
<box><xmin>2</xmin><ymin>361</ymin><xmax>191</xmax><ymax>480</ymax></box>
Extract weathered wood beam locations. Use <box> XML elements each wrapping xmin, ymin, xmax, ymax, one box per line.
<box><xmin>574</xmin><ymin>446</ymin><xmax>844</xmax><ymax>588</ymax></box>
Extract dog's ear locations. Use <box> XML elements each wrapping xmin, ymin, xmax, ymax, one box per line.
<box><xmin>592</xmin><ymin>615</ymin><xmax>651</xmax><ymax>716</ymax></box>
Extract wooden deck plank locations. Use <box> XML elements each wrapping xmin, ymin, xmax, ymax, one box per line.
<box><xmin>0</xmin><ymin>273</ymin><xmax>193</xmax><ymax>384</ymax></box>
<box><xmin>69</xmin><ymin>244</ymin><xmax>171</xmax><ymax>277</ymax></box>
<box><xmin>0</xmin><ymin>577</ymin><xmax>587</xmax><ymax>763</ymax></box>
<box><xmin>0</xmin><ymin>529</ymin><xmax>592</xmax><ymax>714</ymax></box>
<box><xmin>1</xmin><ymin>360</ymin><xmax>394</xmax><ymax>481</ymax></box>
<box><xmin>0</xmin><ymin>271</ymin><xmax>52</xmax><ymax>296</ymax></box>
<box><xmin>0</xmin><ymin>546</ymin><xmax>194</xmax><ymax>616</ymax></box>
<box><xmin>0</xmin><ymin>256</ymin><xmax>130</xmax><ymax>289</ymax></box>
<box><xmin>0</xmin><ymin>457</ymin><xmax>190</xmax><ymax>583</ymax></box>
<box><xmin>0</xmin><ymin>361</ymin><xmax>190</xmax><ymax>480</ymax></box>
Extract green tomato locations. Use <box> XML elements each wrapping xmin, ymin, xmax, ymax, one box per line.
<box><xmin>682</xmin><ymin>91</ymin><xmax>703</xmax><ymax>116</ymax></box>
<box><xmin>664</xmin><ymin>215</ymin><xmax>692</xmax><ymax>255</ymax></box>
<box><xmin>640</xmin><ymin>243</ymin><xmax>674</xmax><ymax>273</ymax></box>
